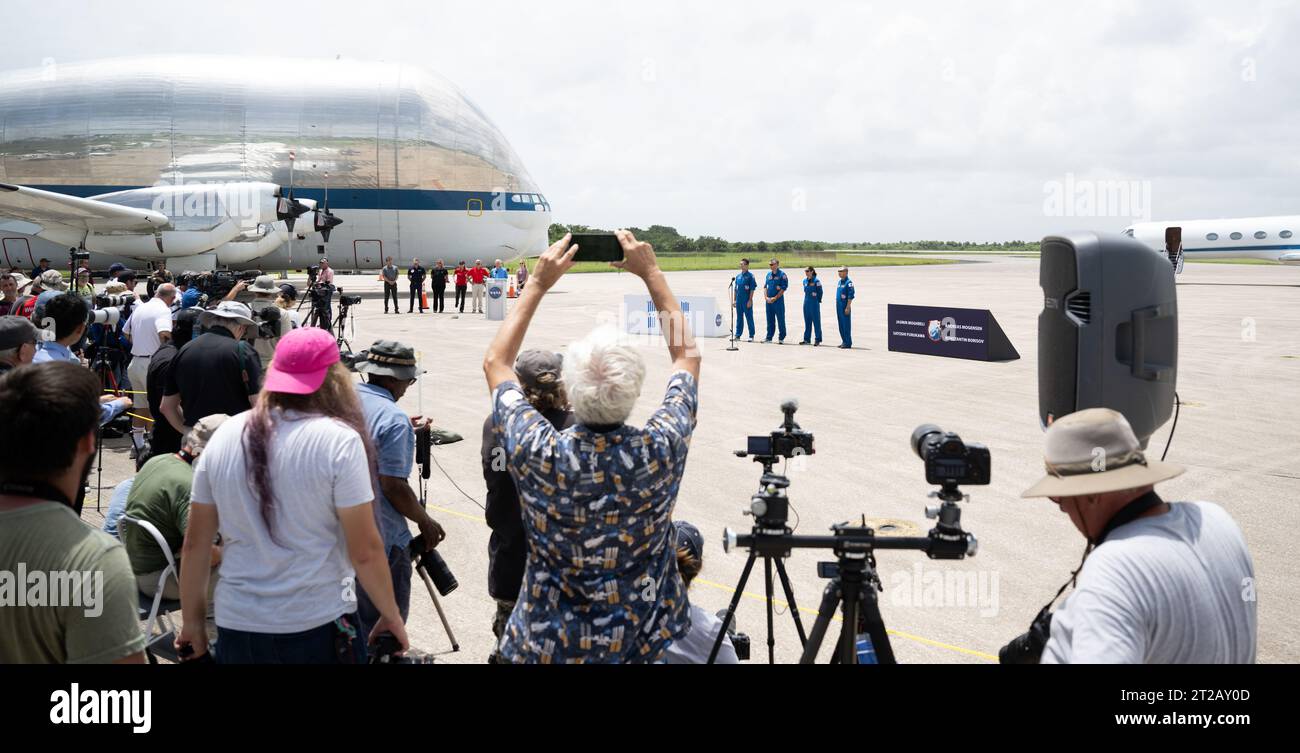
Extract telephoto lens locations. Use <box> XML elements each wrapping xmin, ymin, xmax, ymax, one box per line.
<box><xmin>410</xmin><ymin>534</ymin><xmax>459</xmax><ymax>595</ymax></box>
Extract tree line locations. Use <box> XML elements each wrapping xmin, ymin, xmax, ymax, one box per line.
<box><xmin>548</xmin><ymin>224</ymin><xmax>1041</xmax><ymax>255</ymax></box>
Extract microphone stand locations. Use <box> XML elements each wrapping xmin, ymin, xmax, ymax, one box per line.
<box><xmin>727</xmin><ymin>277</ymin><xmax>739</xmax><ymax>352</ymax></box>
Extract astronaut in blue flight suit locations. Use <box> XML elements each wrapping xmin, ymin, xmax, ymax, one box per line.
<box><xmin>799</xmin><ymin>266</ymin><xmax>823</xmax><ymax>345</ymax></box>
<box><xmin>836</xmin><ymin>265</ymin><xmax>855</xmax><ymax>349</ymax></box>
<box><xmin>732</xmin><ymin>258</ymin><xmax>757</xmax><ymax>341</ymax></box>
<box><xmin>762</xmin><ymin>258</ymin><xmax>789</xmax><ymax>344</ymax></box>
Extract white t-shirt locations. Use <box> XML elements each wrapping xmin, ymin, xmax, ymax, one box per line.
<box><xmin>1043</xmin><ymin>501</ymin><xmax>1257</xmax><ymax>664</ymax></box>
<box><xmin>190</xmin><ymin>410</ymin><xmax>375</xmax><ymax>633</ymax></box>
<box><xmin>665</xmin><ymin>603</ymin><xmax>739</xmax><ymax>664</ymax></box>
<box><xmin>123</xmin><ymin>296</ymin><xmax>172</xmax><ymax>357</ymax></box>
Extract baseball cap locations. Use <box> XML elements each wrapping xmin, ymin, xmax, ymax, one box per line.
<box><xmin>515</xmin><ymin>349</ymin><xmax>562</xmax><ymax>392</ymax></box>
<box><xmin>674</xmin><ymin>520</ymin><xmax>704</xmax><ymax>561</ymax></box>
<box><xmin>107</xmin><ymin>263</ymin><xmax>126</xmax><ymax>275</ymax></box>
<box><xmin>38</xmin><ymin>269</ymin><xmax>67</xmax><ymax>291</ymax></box>
<box><xmin>0</xmin><ymin>316</ymin><xmax>39</xmax><ymax>350</ymax></box>
<box><xmin>184</xmin><ymin>414</ymin><xmax>231</xmax><ymax>455</ymax></box>
<box><xmin>180</xmin><ymin>288</ymin><xmax>202</xmax><ymax>308</ymax></box>
<box><xmin>263</xmin><ymin>327</ymin><xmax>340</xmax><ymax>394</ymax></box>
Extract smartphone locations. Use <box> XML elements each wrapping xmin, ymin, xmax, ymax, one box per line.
<box><xmin>569</xmin><ymin>233</ymin><xmax>623</xmax><ymax>263</ymax></box>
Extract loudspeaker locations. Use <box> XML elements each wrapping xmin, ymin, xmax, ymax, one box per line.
<box><xmin>1038</xmin><ymin>232</ymin><xmax>1177</xmax><ymax>446</ymax></box>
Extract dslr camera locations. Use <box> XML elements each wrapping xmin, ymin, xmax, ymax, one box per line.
<box><xmin>910</xmin><ymin>425</ymin><xmax>990</xmax><ymax>487</ymax></box>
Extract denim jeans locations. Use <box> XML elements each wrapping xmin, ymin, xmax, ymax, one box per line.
<box><xmin>215</xmin><ymin>613</ymin><xmax>366</xmax><ymax>664</ymax></box>
<box><xmin>355</xmin><ymin>545</ymin><xmax>413</xmax><ymax>658</ymax></box>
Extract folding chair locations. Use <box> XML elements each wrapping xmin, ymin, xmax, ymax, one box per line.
<box><xmin>119</xmin><ymin>515</ymin><xmax>183</xmax><ymax>663</ymax></box>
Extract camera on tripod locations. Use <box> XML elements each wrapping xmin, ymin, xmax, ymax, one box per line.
<box><xmin>89</xmin><ymin>292</ymin><xmax>136</xmax><ymax>326</ymax></box>
<box><xmin>339</xmin><ymin>293</ymin><xmax>362</xmax><ymax>307</ymax></box>
<box><xmin>733</xmin><ymin>399</ymin><xmax>813</xmax><ymax>531</ymax></box>
<box><xmin>911</xmin><ymin>425</ymin><xmax>990</xmax><ymax>488</ymax></box>
<box><xmin>711</xmin><ymin>408</ymin><xmax>983</xmax><ymax>664</ymax></box>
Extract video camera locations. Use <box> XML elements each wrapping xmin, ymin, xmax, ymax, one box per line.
<box><xmin>740</xmin><ymin>399</ymin><xmax>814</xmax><ymax>462</ymax></box>
<box><xmin>191</xmin><ymin>269</ymin><xmax>259</xmax><ymax>301</ymax></box>
<box><xmin>339</xmin><ymin>292</ymin><xmax>361</xmax><ymax>307</ymax></box>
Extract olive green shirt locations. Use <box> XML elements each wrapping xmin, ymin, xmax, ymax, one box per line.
<box><xmin>0</xmin><ymin>502</ymin><xmax>146</xmax><ymax>663</ymax></box>
<box><xmin>120</xmin><ymin>453</ymin><xmax>193</xmax><ymax>575</ymax></box>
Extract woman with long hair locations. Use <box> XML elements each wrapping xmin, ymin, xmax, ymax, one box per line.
<box><xmin>177</xmin><ymin>327</ymin><xmax>408</xmax><ymax>663</ymax></box>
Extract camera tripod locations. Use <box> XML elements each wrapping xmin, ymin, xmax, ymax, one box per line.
<box><xmin>798</xmin><ymin>537</ymin><xmax>896</xmax><ymax>664</ymax></box>
<box><xmin>413</xmin><ymin>425</ymin><xmax>460</xmax><ymax>653</ymax></box>
<box><xmin>333</xmin><ymin>303</ymin><xmax>354</xmax><ymax>352</ymax></box>
<box><xmin>708</xmin><ymin>462</ymin><xmax>809</xmax><ymax>664</ymax></box>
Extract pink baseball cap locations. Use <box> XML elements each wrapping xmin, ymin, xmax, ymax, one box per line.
<box><xmin>263</xmin><ymin>327</ymin><xmax>340</xmax><ymax>394</ymax></box>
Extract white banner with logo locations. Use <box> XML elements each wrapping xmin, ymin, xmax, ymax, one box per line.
<box><xmin>622</xmin><ymin>295</ymin><xmax>726</xmax><ymax>338</ymax></box>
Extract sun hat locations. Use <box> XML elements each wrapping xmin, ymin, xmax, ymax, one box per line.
<box><xmin>351</xmin><ymin>339</ymin><xmax>424</xmax><ymax>381</ymax></box>
<box><xmin>198</xmin><ymin>301</ymin><xmax>257</xmax><ymax>328</ymax></box>
<box><xmin>1021</xmin><ymin>408</ymin><xmax>1184</xmax><ymax>498</ymax></box>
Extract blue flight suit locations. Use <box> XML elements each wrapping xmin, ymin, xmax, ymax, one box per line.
<box><xmin>836</xmin><ymin>276</ymin><xmax>856</xmax><ymax>347</ymax></box>
<box><xmin>801</xmin><ymin>275</ymin><xmax>823</xmax><ymax>344</ymax></box>
<box><xmin>734</xmin><ymin>270</ymin><xmax>757</xmax><ymax>339</ymax></box>
<box><xmin>763</xmin><ymin>269</ymin><xmax>789</xmax><ymax>342</ymax></box>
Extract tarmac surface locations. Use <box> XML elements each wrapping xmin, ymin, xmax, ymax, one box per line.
<box><xmin>82</xmin><ymin>256</ymin><xmax>1300</xmax><ymax>663</ymax></box>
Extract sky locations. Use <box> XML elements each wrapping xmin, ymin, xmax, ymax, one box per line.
<box><xmin>1</xmin><ymin>0</ymin><xmax>1297</xmax><ymax>242</ymax></box>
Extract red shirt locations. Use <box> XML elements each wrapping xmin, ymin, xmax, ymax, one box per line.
<box><xmin>468</xmin><ymin>267</ymin><xmax>489</xmax><ymax>284</ymax></box>
<box><xmin>454</xmin><ymin>268</ymin><xmax>468</xmax><ymax>286</ymax></box>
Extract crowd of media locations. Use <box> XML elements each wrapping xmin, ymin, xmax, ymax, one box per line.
<box><xmin>0</xmin><ymin>234</ymin><xmax>1258</xmax><ymax>664</ymax></box>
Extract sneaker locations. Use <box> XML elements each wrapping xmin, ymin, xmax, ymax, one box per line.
<box><xmin>747</xmin><ymin>337</ymin><xmax>754</xmax><ymax>342</ymax></box>
<box><xmin>814</xmin><ymin>341</ymin><xmax>822</xmax><ymax>346</ymax></box>
<box><xmin>762</xmin><ymin>339</ymin><xmax>772</xmax><ymax>344</ymax></box>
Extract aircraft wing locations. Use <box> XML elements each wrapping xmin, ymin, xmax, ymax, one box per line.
<box><xmin>0</xmin><ymin>183</ymin><xmax>169</xmax><ymax>234</ymax></box>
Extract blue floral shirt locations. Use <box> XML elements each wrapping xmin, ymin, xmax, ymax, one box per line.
<box><xmin>490</xmin><ymin>370</ymin><xmax>699</xmax><ymax>663</ymax></box>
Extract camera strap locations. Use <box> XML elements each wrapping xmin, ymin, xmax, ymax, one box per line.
<box><xmin>1040</xmin><ymin>490</ymin><xmax>1168</xmax><ymax>616</ymax></box>
<box><xmin>1094</xmin><ymin>490</ymin><xmax>1164</xmax><ymax>546</ymax></box>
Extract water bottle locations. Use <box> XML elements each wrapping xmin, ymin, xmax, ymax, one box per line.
<box><xmin>855</xmin><ymin>632</ymin><xmax>878</xmax><ymax>664</ymax></box>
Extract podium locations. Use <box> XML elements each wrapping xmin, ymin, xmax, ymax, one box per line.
<box><xmin>486</xmin><ymin>280</ymin><xmax>507</xmax><ymax>321</ymax></box>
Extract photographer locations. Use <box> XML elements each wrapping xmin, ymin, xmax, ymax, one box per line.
<box><xmin>244</xmin><ymin>275</ymin><xmax>297</xmax><ymax>370</ymax></box>
<box><xmin>482</xmin><ymin>230</ymin><xmax>701</xmax><ymax>663</ymax></box>
<box><xmin>665</xmin><ymin>521</ymin><xmax>739</xmax><ymax>664</ymax></box>
<box><xmin>481</xmin><ymin>349</ymin><xmax>574</xmax><ymax>658</ymax></box>
<box><xmin>350</xmin><ymin>339</ymin><xmax>446</xmax><ymax>650</ymax></box>
<box><xmin>34</xmin><ymin>295</ymin><xmax>133</xmax><ymax>425</ymax></box>
<box><xmin>0</xmin><ymin>363</ymin><xmax>146</xmax><ymax>663</ymax></box>
<box><xmin>160</xmin><ymin>302</ymin><xmax>261</xmax><ymax>436</ymax></box>
<box><xmin>315</xmin><ymin>258</ymin><xmax>336</xmax><ymax>327</ymax></box>
<box><xmin>146</xmin><ymin>308</ymin><xmax>200</xmax><ymax>456</ymax></box>
<box><xmin>123</xmin><ymin>282</ymin><xmax>175</xmax><ymax>453</ymax></box>
<box><xmin>176</xmin><ymin>328</ymin><xmax>407</xmax><ymax>663</ymax></box>
<box><xmin>32</xmin><ymin>293</ymin><xmax>88</xmax><ymax>365</ymax></box>
<box><xmin>1017</xmin><ymin>408</ymin><xmax>1257</xmax><ymax>663</ymax></box>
